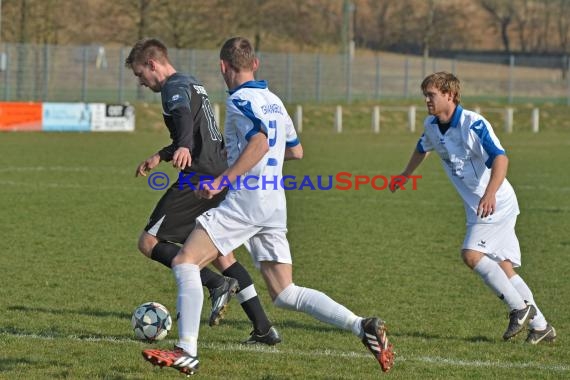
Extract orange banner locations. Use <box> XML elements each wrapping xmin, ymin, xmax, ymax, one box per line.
<box><xmin>0</xmin><ymin>102</ymin><xmax>42</xmax><ymax>131</ymax></box>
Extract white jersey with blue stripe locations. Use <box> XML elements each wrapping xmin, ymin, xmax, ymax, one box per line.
<box><xmin>416</xmin><ymin>105</ymin><xmax>519</xmax><ymax>224</ymax></box>
<box><xmin>222</xmin><ymin>80</ymin><xmax>300</xmax><ymax>227</ymax></box>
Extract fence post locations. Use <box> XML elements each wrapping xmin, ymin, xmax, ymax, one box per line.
<box><xmin>286</xmin><ymin>53</ymin><xmax>292</xmax><ymax>103</ymax></box>
<box><xmin>3</xmin><ymin>50</ymin><xmax>9</xmax><ymax>100</ymax></box>
<box><xmin>566</xmin><ymin>59</ymin><xmax>570</xmax><ymax>106</ymax></box>
<box><xmin>508</xmin><ymin>55</ymin><xmax>515</xmax><ymax>104</ymax></box>
<box><xmin>315</xmin><ymin>54</ymin><xmax>321</xmax><ymax>103</ymax></box>
<box><xmin>43</xmin><ymin>44</ymin><xmax>50</xmax><ymax>101</ymax></box>
<box><xmin>16</xmin><ymin>44</ymin><xmax>27</xmax><ymax>99</ymax></box>
<box><xmin>295</xmin><ymin>105</ymin><xmax>303</xmax><ymax>133</ymax></box>
<box><xmin>408</xmin><ymin>105</ymin><xmax>416</xmax><ymax>132</ymax></box>
<box><xmin>404</xmin><ymin>58</ymin><xmax>410</xmax><ymax>99</ymax></box>
<box><xmin>372</xmin><ymin>105</ymin><xmax>380</xmax><ymax>133</ymax></box>
<box><xmin>334</xmin><ymin>105</ymin><xmax>342</xmax><ymax>133</ymax></box>
<box><xmin>81</xmin><ymin>46</ymin><xmax>88</xmax><ymax>102</ymax></box>
<box><xmin>375</xmin><ymin>55</ymin><xmax>381</xmax><ymax>100</ymax></box>
<box><xmin>346</xmin><ymin>53</ymin><xmax>353</xmax><ymax>103</ymax></box>
<box><xmin>118</xmin><ymin>47</ymin><xmax>125</xmax><ymax>103</ymax></box>
<box><xmin>504</xmin><ymin>107</ymin><xmax>514</xmax><ymax>133</ymax></box>
<box><xmin>531</xmin><ymin>108</ymin><xmax>539</xmax><ymax>133</ymax></box>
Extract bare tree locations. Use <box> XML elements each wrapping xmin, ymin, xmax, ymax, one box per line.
<box><xmin>2</xmin><ymin>0</ymin><xmax>569</xmax><ymax>58</ymax></box>
<box><xmin>422</xmin><ymin>0</ymin><xmax>437</xmax><ymax>60</ymax></box>
<box><xmin>353</xmin><ymin>0</ymin><xmax>393</xmax><ymax>50</ymax></box>
<box><xmin>89</xmin><ymin>0</ymin><xmax>161</xmax><ymax>45</ymax></box>
<box><xmin>513</xmin><ymin>0</ymin><xmax>531</xmax><ymax>52</ymax></box>
<box><xmin>478</xmin><ymin>0</ymin><xmax>516</xmax><ymax>53</ymax></box>
<box><xmin>557</xmin><ymin>0</ymin><xmax>570</xmax><ymax>53</ymax></box>
<box><xmin>539</xmin><ymin>0</ymin><xmax>553</xmax><ymax>52</ymax></box>
<box><xmin>554</xmin><ymin>0</ymin><xmax>570</xmax><ymax>78</ymax></box>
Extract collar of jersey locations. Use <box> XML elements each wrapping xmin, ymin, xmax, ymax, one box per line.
<box><xmin>433</xmin><ymin>105</ymin><xmax>463</xmax><ymax>128</ymax></box>
<box><xmin>228</xmin><ymin>80</ymin><xmax>268</xmax><ymax>95</ymax></box>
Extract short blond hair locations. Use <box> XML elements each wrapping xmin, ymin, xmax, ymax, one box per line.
<box><xmin>421</xmin><ymin>72</ymin><xmax>461</xmax><ymax>105</ymax></box>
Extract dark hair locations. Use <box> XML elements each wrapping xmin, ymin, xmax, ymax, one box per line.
<box><xmin>125</xmin><ymin>38</ymin><xmax>170</xmax><ymax>68</ymax></box>
<box><xmin>219</xmin><ymin>37</ymin><xmax>256</xmax><ymax>72</ymax></box>
<box><xmin>421</xmin><ymin>72</ymin><xmax>461</xmax><ymax>105</ymax></box>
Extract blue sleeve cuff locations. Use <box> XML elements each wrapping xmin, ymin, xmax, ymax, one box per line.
<box><xmin>416</xmin><ymin>139</ymin><xmax>426</xmax><ymax>154</ymax></box>
<box><xmin>286</xmin><ymin>138</ymin><xmax>300</xmax><ymax>148</ymax></box>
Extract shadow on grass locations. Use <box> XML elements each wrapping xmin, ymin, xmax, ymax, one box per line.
<box><xmin>0</xmin><ymin>358</ymin><xmax>37</xmax><ymax>372</ymax></box>
<box><xmin>7</xmin><ymin>304</ymin><xmax>495</xmax><ymax>344</ymax></box>
<box><xmin>8</xmin><ymin>305</ymin><xmax>130</xmax><ymax>319</ymax></box>
<box><xmin>392</xmin><ymin>330</ymin><xmax>495</xmax><ymax>343</ymax></box>
<box><xmin>0</xmin><ymin>326</ymin><xmax>134</xmax><ymax>342</ymax></box>
<box><xmin>213</xmin><ymin>318</ymin><xmax>497</xmax><ymax>344</ymax></box>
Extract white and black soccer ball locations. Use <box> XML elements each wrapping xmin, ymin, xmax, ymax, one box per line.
<box><xmin>131</xmin><ymin>301</ymin><xmax>172</xmax><ymax>341</ymax></box>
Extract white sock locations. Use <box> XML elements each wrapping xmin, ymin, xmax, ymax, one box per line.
<box><xmin>235</xmin><ymin>284</ymin><xmax>257</xmax><ymax>304</ymax></box>
<box><xmin>510</xmin><ymin>275</ymin><xmax>547</xmax><ymax>330</ymax></box>
<box><xmin>173</xmin><ymin>263</ymin><xmax>203</xmax><ymax>356</ymax></box>
<box><xmin>473</xmin><ymin>256</ymin><xmax>526</xmax><ymax>311</ymax></box>
<box><xmin>274</xmin><ymin>284</ymin><xmax>363</xmax><ymax>336</ymax></box>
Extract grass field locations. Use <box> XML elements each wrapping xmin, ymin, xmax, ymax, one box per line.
<box><xmin>1</xmin><ymin>103</ymin><xmax>569</xmax><ymax>379</ymax></box>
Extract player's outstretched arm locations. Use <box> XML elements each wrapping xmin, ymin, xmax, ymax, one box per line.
<box><xmin>390</xmin><ymin>149</ymin><xmax>428</xmax><ymax>192</ymax></box>
<box><xmin>285</xmin><ymin>144</ymin><xmax>303</xmax><ymax>161</ymax></box>
<box><xmin>135</xmin><ymin>153</ymin><xmax>161</xmax><ymax>177</ymax></box>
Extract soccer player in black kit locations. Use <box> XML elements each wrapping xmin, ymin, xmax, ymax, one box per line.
<box><xmin>125</xmin><ymin>38</ymin><xmax>280</xmax><ymax>345</ymax></box>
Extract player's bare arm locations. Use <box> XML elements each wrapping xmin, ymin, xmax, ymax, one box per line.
<box><xmin>198</xmin><ymin>133</ymin><xmax>269</xmax><ymax>199</ymax></box>
<box><xmin>172</xmin><ymin>146</ymin><xmax>191</xmax><ymax>170</ymax></box>
<box><xmin>390</xmin><ymin>149</ymin><xmax>429</xmax><ymax>192</ymax></box>
<box><xmin>478</xmin><ymin>154</ymin><xmax>508</xmax><ymax>218</ymax></box>
<box><xmin>135</xmin><ymin>153</ymin><xmax>161</xmax><ymax>177</ymax></box>
<box><xmin>284</xmin><ymin>144</ymin><xmax>303</xmax><ymax>161</ymax></box>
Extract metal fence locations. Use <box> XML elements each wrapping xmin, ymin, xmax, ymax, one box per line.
<box><xmin>1</xmin><ymin>42</ymin><xmax>569</xmax><ymax>105</ymax></box>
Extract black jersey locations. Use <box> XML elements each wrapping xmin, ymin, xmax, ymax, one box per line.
<box><xmin>158</xmin><ymin>73</ymin><xmax>227</xmax><ymax>180</ymax></box>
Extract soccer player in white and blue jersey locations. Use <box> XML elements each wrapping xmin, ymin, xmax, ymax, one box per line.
<box><xmin>141</xmin><ymin>37</ymin><xmax>394</xmax><ymax>376</ymax></box>
<box><xmin>391</xmin><ymin>72</ymin><xmax>555</xmax><ymax>344</ymax></box>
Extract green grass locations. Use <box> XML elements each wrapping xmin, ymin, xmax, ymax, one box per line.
<box><xmin>0</xmin><ymin>104</ymin><xmax>569</xmax><ymax>379</ymax></box>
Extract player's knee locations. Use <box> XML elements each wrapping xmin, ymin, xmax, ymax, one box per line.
<box><xmin>273</xmin><ymin>284</ymin><xmax>299</xmax><ymax>310</ymax></box>
<box><xmin>213</xmin><ymin>253</ymin><xmax>237</xmax><ymax>272</ymax></box>
<box><xmin>461</xmin><ymin>249</ymin><xmax>482</xmax><ymax>269</ymax></box>
<box><xmin>137</xmin><ymin>232</ymin><xmax>155</xmax><ymax>258</ymax></box>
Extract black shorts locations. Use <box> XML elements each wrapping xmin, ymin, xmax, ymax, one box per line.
<box><xmin>144</xmin><ymin>183</ymin><xmax>227</xmax><ymax>244</ymax></box>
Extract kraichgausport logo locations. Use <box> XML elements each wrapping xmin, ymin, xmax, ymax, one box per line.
<box><xmin>147</xmin><ymin>172</ymin><xmax>421</xmax><ymax>191</ymax></box>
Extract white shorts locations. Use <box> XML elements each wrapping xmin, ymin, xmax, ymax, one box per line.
<box><xmin>462</xmin><ymin>216</ymin><xmax>521</xmax><ymax>267</ymax></box>
<box><xmin>196</xmin><ymin>207</ymin><xmax>292</xmax><ymax>269</ymax></box>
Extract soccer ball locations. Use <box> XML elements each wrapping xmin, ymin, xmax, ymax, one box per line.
<box><xmin>131</xmin><ymin>302</ymin><xmax>172</xmax><ymax>341</ymax></box>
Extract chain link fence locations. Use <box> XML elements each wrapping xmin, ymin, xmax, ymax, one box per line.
<box><xmin>1</xmin><ymin>43</ymin><xmax>569</xmax><ymax>105</ymax></box>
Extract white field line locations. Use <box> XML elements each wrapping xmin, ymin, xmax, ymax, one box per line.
<box><xmin>1</xmin><ymin>331</ymin><xmax>568</xmax><ymax>372</ymax></box>
<box><xmin>0</xmin><ymin>166</ymin><xmax>128</xmax><ymax>174</ymax></box>
<box><xmin>0</xmin><ymin>180</ymin><xmax>147</xmax><ymax>191</ymax></box>
<box><xmin>0</xmin><ymin>166</ymin><xmax>140</xmax><ymax>190</ymax></box>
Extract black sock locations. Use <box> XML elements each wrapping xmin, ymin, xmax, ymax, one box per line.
<box><xmin>201</xmin><ymin>267</ymin><xmax>225</xmax><ymax>289</ymax></box>
<box><xmin>223</xmin><ymin>262</ymin><xmax>272</xmax><ymax>334</ymax></box>
<box><xmin>150</xmin><ymin>241</ymin><xmax>179</xmax><ymax>268</ymax></box>
<box><xmin>150</xmin><ymin>241</ymin><xmax>224</xmax><ymax>289</ymax></box>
